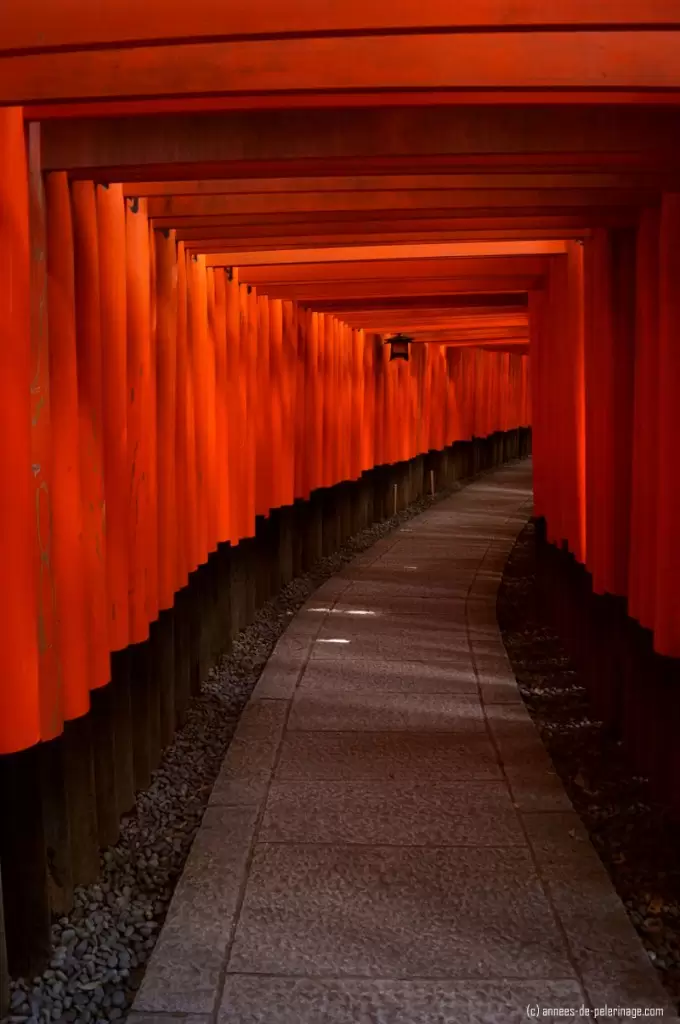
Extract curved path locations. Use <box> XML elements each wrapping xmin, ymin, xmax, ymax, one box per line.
<box><xmin>131</xmin><ymin>462</ymin><xmax>676</xmax><ymax>1023</ymax></box>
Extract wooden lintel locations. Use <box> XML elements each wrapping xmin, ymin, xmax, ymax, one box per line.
<box><xmin>5</xmin><ymin>0</ymin><xmax>680</xmax><ymax>53</ymax></box>
<box><xmin>40</xmin><ymin>107</ymin><xmax>680</xmax><ymax>174</ymax></box>
<box><xmin>5</xmin><ymin>31</ymin><xmax>680</xmax><ymax>105</ymax></box>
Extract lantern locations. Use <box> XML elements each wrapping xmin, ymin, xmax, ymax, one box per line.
<box><xmin>385</xmin><ymin>333</ymin><xmax>413</xmax><ymax>361</ymax></box>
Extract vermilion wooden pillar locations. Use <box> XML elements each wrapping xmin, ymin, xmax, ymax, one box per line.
<box><xmin>147</xmin><ymin>217</ymin><xmax>159</xmax><ymax>622</ymax></box>
<box><xmin>628</xmin><ymin>208</ymin><xmax>661</xmax><ymax>633</ymax></box>
<box><xmin>244</xmin><ymin>284</ymin><xmax>258</xmax><ymax>536</ymax></box>
<box><xmin>46</xmin><ymin>171</ymin><xmax>89</xmax><ymax>722</ymax></box>
<box><xmin>584</xmin><ymin>228</ymin><xmax>636</xmax><ymax>597</ymax></box>
<box><xmin>293</xmin><ymin>303</ymin><xmax>308</xmax><ymax>500</ymax></box>
<box><xmin>255</xmin><ymin>294</ymin><xmax>272</xmax><ymax>516</ymax></box>
<box><xmin>529</xmin><ymin>289</ymin><xmax>549</xmax><ymax>524</ymax></box>
<box><xmin>96</xmin><ymin>184</ymin><xmax>129</xmax><ymax>654</ymax></box>
<box><xmin>187</xmin><ymin>254</ymin><xmax>210</xmax><ymax>565</ymax></box>
<box><xmin>655</xmin><ymin>195</ymin><xmax>680</xmax><ymax>657</ymax></box>
<box><xmin>351</xmin><ymin>328</ymin><xmax>364</xmax><ymax>480</ymax></box>
<box><xmin>303</xmin><ymin>310</ymin><xmax>320</xmax><ymax>497</ymax></box>
<box><xmin>202</xmin><ymin>259</ymin><xmax>217</xmax><ymax>555</ymax></box>
<box><xmin>361</xmin><ymin>331</ymin><xmax>375</xmax><ymax>474</ymax></box>
<box><xmin>155</xmin><ymin>228</ymin><xmax>178</xmax><ymax>607</ymax></box>
<box><xmin>71</xmin><ymin>181</ymin><xmax>110</xmax><ymax>692</ymax></box>
<box><xmin>175</xmin><ymin>242</ymin><xmax>197</xmax><ymax>583</ymax></box>
<box><xmin>269</xmin><ymin>298</ymin><xmax>285</xmax><ymax>508</ymax></box>
<box><xmin>125</xmin><ymin>197</ymin><xmax>152</xmax><ymax>642</ymax></box>
<box><xmin>565</xmin><ymin>241</ymin><xmax>585</xmax><ymax>569</ymax></box>
<box><xmin>211</xmin><ymin>267</ymin><xmax>230</xmax><ymax>544</ymax></box>
<box><xmin>224</xmin><ymin>269</ymin><xmax>246</xmax><ymax>543</ymax></box>
<box><xmin>27</xmin><ymin>123</ymin><xmax>60</xmax><ymax>741</ymax></box>
<box><xmin>375</xmin><ymin>336</ymin><xmax>387</xmax><ymax>466</ymax></box>
<box><xmin>543</xmin><ymin>248</ymin><xmax>586</xmax><ymax>561</ymax></box>
<box><xmin>0</xmin><ymin>108</ymin><xmax>40</xmax><ymax>753</ymax></box>
<box><xmin>282</xmin><ymin>300</ymin><xmax>297</xmax><ymax>507</ymax></box>
<box><xmin>317</xmin><ymin>314</ymin><xmax>330</xmax><ymax>487</ymax></box>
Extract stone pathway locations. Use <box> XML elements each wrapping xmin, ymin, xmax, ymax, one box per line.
<box><xmin>131</xmin><ymin>462</ymin><xmax>677</xmax><ymax>1023</ymax></box>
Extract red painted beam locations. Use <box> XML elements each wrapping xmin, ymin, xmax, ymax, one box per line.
<box><xmin>5</xmin><ymin>0</ymin><xmax>680</xmax><ymax>53</ymax></box>
<box><xmin>147</xmin><ymin>189</ymin><xmax>648</xmax><ymax>220</ymax></box>
<box><xmin>235</xmin><ymin>256</ymin><xmax>551</xmax><ymax>285</ymax></box>
<box><xmin>169</xmin><ymin>210</ymin><xmax>633</xmax><ymax>244</ymax></box>
<box><xmin>40</xmin><ymin>108</ymin><xmax>680</xmax><ymax>175</ymax></box>
<box><xmin>4</xmin><ymin>32</ymin><xmax>680</xmax><ymax>105</ymax></box>
<box><xmin>311</xmin><ymin>295</ymin><xmax>528</xmax><ymax>312</ymax></box>
<box><xmin>188</xmin><ymin>230</ymin><xmax>595</xmax><ymax>252</ymax></box>
<box><xmin>243</xmin><ymin>277</ymin><xmax>542</xmax><ymax>300</ymax></box>
<box><xmin>202</xmin><ymin>241</ymin><xmax>567</xmax><ymax>267</ymax></box>
<box><xmin>125</xmin><ymin>173</ymin><xmax>666</xmax><ymax>198</ymax></box>
<box><xmin>25</xmin><ymin>89</ymin><xmax>680</xmax><ymax>120</ymax></box>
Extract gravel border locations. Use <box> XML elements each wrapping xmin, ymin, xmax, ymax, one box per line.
<box><xmin>498</xmin><ymin>520</ymin><xmax>680</xmax><ymax>1016</ymax></box>
<box><xmin>5</xmin><ymin>478</ymin><xmax>470</xmax><ymax>1024</ymax></box>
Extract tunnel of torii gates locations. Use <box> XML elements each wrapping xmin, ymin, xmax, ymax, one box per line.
<box><xmin>2</xmin><ymin>0</ymin><xmax>680</xmax><ymax>982</ymax></box>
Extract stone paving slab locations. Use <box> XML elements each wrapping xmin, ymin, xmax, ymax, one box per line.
<box><xmin>297</xmin><ymin>654</ymin><xmax>478</xmax><ymax>694</ymax></box>
<box><xmin>275</xmin><ymin>729</ymin><xmax>503</xmax><ymax>782</ymax></box>
<box><xmin>218</xmin><ymin>977</ymin><xmax>587</xmax><ymax>1024</ymax></box>
<box><xmin>259</xmin><ymin>780</ymin><xmax>524</xmax><ymax>845</ymax></box>
<box><xmin>229</xmin><ymin>843</ymin><xmax>574</xmax><ymax>979</ymax></box>
<box><xmin>133</xmin><ymin>462</ymin><xmax>679</xmax><ymax>1022</ymax></box>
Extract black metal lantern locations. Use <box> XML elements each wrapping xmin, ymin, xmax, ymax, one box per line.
<box><xmin>385</xmin><ymin>333</ymin><xmax>413</xmax><ymax>362</ymax></box>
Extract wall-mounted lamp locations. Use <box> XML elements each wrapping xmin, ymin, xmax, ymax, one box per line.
<box><xmin>385</xmin><ymin>333</ymin><xmax>413</xmax><ymax>361</ymax></box>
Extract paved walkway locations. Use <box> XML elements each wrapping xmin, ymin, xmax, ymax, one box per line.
<box><xmin>132</xmin><ymin>462</ymin><xmax>677</xmax><ymax>1023</ymax></box>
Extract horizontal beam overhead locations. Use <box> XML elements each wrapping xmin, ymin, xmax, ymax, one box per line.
<box><xmin>146</xmin><ymin>189</ymin><xmax>649</xmax><ymax>219</ymax></box>
<box><xmin>122</xmin><ymin>172</ymin><xmax>674</xmax><ymax>198</ymax></box>
<box><xmin>244</xmin><ymin>276</ymin><xmax>541</xmax><ymax>300</ymax></box>
<box><xmin>5</xmin><ymin>31</ymin><xmax>680</xmax><ymax>105</ymax></box>
<box><xmin>25</xmin><ymin>90</ymin><xmax>680</xmax><ymax>120</ymax></box>
<box><xmin>308</xmin><ymin>295</ymin><xmax>529</xmax><ymax>313</ymax></box>
<box><xmin>336</xmin><ymin>313</ymin><xmax>529</xmax><ymax>328</ymax></box>
<box><xmin>380</xmin><ymin>325</ymin><xmax>529</xmax><ymax>339</ymax></box>
<box><xmin>187</xmin><ymin>228</ymin><xmax>596</xmax><ymax>251</ymax></box>
<box><xmin>40</xmin><ymin>107</ymin><xmax>680</xmax><ymax>174</ymax></box>
<box><xmin>235</xmin><ymin>255</ymin><xmax>551</xmax><ymax>286</ymax></box>
<box><xmin>170</xmin><ymin>211</ymin><xmax>633</xmax><ymax>243</ymax></box>
<box><xmin>5</xmin><ymin>0</ymin><xmax>679</xmax><ymax>52</ymax></box>
<box><xmin>203</xmin><ymin>241</ymin><xmax>567</xmax><ymax>267</ymax></box>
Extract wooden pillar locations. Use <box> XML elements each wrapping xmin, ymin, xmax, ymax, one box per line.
<box><xmin>628</xmin><ymin>209</ymin><xmax>661</xmax><ymax>633</ymax></box>
<box><xmin>0</xmin><ymin>108</ymin><xmax>49</xmax><ymax>984</ymax></box>
<box><xmin>244</xmin><ymin>285</ymin><xmax>258</xmax><ymax>537</ymax></box>
<box><xmin>282</xmin><ymin>300</ymin><xmax>297</xmax><ymax>508</ymax></box>
<box><xmin>584</xmin><ymin>228</ymin><xmax>636</xmax><ymax>597</ymax></box>
<box><xmin>544</xmin><ymin>247</ymin><xmax>586</xmax><ymax>563</ymax></box>
<box><xmin>255</xmin><ymin>294</ymin><xmax>272</xmax><ymax>517</ymax></box>
<box><xmin>155</xmin><ymin>229</ymin><xmax>178</xmax><ymax>747</ymax></box>
<box><xmin>654</xmin><ymin>195</ymin><xmax>680</xmax><ymax>657</ymax></box>
<box><xmin>46</xmin><ymin>171</ymin><xmax>90</xmax><ymax>721</ymax></box>
<box><xmin>97</xmin><ymin>183</ymin><xmax>129</xmax><ymax>655</ymax></box>
<box><xmin>200</xmin><ymin>258</ymin><xmax>218</xmax><ymax>557</ymax></box>
<box><xmin>71</xmin><ymin>185</ymin><xmax>120</xmax><ymax>848</ymax></box>
<box><xmin>26</xmin><ymin>124</ymin><xmax>61</xmax><ymax>749</ymax></box>
<box><xmin>71</xmin><ymin>181</ymin><xmax>110</xmax><ymax>692</ymax></box>
<box><xmin>212</xmin><ymin>268</ymin><xmax>230</xmax><ymax>546</ymax></box>
<box><xmin>186</xmin><ymin>254</ymin><xmax>213</xmax><ymax>672</ymax></box>
<box><xmin>269</xmin><ymin>298</ymin><xmax>284</xmax><ymax>510</ymax></box>
<box><xmin>225</xmin><ymin>269</ymin><xmax>246</xmax><ymax>545</ymax></box>
<box><xmin>176</xmin><ymin>242</ymin><xmax>197</xmax><ymax>584</ymax></box>
<box><xmin>125</xmin><ymin>196</ymin><xmax>152</xmax><ymax>644</ymax></box>
<box><xmin>146</xmin><ymin>214</ymin><xmax>159</xmax><ymax>628</ymax></box>
<box><xmin>155</xmin><ymin>228</ymin><xmax>179</xmax><ymax>610</ymax></box>
<box><xmin>529</xmin><ymin>289</ymin><xmax>549</xmax><ymax>525</ymax></box>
